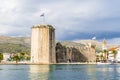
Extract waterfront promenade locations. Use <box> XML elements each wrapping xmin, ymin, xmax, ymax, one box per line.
<box><xmin>0</xmin><ymin>61</ymin><xmax>118</xmax><ymax>65</ymax></box>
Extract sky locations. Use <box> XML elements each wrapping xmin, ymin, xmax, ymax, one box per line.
<box><xmin>0</xmin><ymin>0</ymin><xmax>120</xmax><ymax>44</ymax></box>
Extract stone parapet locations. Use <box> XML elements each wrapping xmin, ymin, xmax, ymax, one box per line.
<box><xmin>32</xmin><ymin>24</ymin><xmax>55</xmax><ymax>30</ymax></box>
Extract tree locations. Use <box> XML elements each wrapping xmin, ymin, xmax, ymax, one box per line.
<box><xmin>19</xmin><ymin>52</ymin><xmax>25</xmax><ymax>61</ymax></box>
<box><xmin>96</xmin><ymin>55</ymin><xmax>100</xmax><ymax>62</ymax></box>
<box><xmin>112</xmin><ymin>50</ymin><xmax>117</xmax><ymax>60</ymax></box>
<box><xmin>100</xmin><ymin>54</ymin><xmax>104</xmax><ymax>62</ymax></box>
<box><xmin>103</xmin><ymin>49</ymin><xmax>108</xmax><ymax>62</ymax></box>
<box><xmin>13</xmin><ymin>54</ymin><xmax>19</xmax><ymax>63</ymax></box>
<box><xmin>26</xmin><ymin>55</ymin><xmax>30</xmax><ymax>61</ymax></box>
<box><xmin>0</xmin><ymin>53</ymin><xmax>3</xmax><ymax>63</ymax></box>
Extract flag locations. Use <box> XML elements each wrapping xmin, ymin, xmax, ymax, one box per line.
<box><xmin>40</xmin><ymin>13</ymin><xmax>44</xmax><ymax>17</ymax></box>
<box><xmin>92</xmin><ymin>37</ymin><xmax>96</xmax><ymax>40</ymax></box>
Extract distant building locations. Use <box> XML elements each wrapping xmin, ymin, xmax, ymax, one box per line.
<box><xmin>108</xmin><ymin>47</ymin><xmax>119</xmax><ymax>62</ymax></box>
<box><xmin>3</xmin><ymin>53</ymin><xmax>10</xmax><ymax>61</ymax></box>
<box><xmin>116</xmin><ymin>48</ymin><xmax>120</xmax><ymax>62</ymax></box>
<box><xmin>102</xmin><ymin>39</ymin><xmax>108</xmax><ymax>61</ymax></box>
<box><xmin>102</xmin><ymin>38</ymin><xmax>107</xmax><ymax>50</ymax></box>
<box><xmin>108</xmin><ymin>51</ymin><xmax>114</xmax><ymax>61</ymax></box>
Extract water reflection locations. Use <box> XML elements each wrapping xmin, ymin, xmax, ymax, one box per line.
<box><xmin>29</xmin><ymin>65</ymin><xmax>51</xmax><ymax>80</ymax></box>
<box><xmin>95</xmin><ymin>64</ymin><xmax>120</xmax><ymax>80</ymax></box>
<box><xmin>0</xmin><ymin>65</ymin><xmax>29</xmax><ymax>80</ymax></box>
<box><xmin>0</xmin><ymin>64</ymin><xmax>120</xmax><ymax>80</ymax></box>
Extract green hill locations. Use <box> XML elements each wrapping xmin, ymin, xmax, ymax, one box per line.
<box><xmin>0</xmin><ymin>36</ymin><xmax>30</xmax><ymax>53</ymax></box>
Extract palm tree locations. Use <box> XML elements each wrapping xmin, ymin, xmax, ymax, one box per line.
<box><xmin>103</xmin><ymin>49</ymin><xmax>108</xmax><ymax>62</ymax></box>
<box><xmin>100</xmin><ymin>54</ymin><xmax>104</xmax><ymax>62</ymax></box>
<box><xmin>112</xmin><ymin>50</ymin><xmax>117</xmax><ymax>61</ymax></box>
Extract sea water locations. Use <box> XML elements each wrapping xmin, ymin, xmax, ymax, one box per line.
<box><xmin>0</xmin><ymin>64</ymin><xmax>120</xmax><ymax>80</ymax></box>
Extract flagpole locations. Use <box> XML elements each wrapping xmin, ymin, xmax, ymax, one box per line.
<box><xmin>43</xmin><ymin>14</ymin><xmax>45</xmax><ymax>24</ymax></box>
<box><xmin>40</xmin><ymin>13</ymin><xmax>46</xmax><ymax>24</ymax></box>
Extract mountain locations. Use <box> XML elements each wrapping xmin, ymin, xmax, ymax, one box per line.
<box><xmin>0</xmin><ymin>36</ymin><xmax>30</xmax><ymax>53</ymax></box>
<box><xmin>0</xmin><ymin>36</ymin><xmax>119</xmax><ymax>53</ymax></box>
<box><xmin>74</xmin><ymin>40</ymin><xmax>120</xmax><ymax>52</ymax></box>
<box><xmin>57</xmin><ymin>41</ymin><xmax>85</xmax><ymax>47</ymax></box>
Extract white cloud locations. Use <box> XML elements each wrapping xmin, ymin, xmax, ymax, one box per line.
<box><xmin>0</xmin><ymin>0</ymin><xmax>120</xmax><ymax>41</ymax></box>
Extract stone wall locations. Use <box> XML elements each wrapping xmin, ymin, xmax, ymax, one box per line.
<box><xmin>56</xmin><ymin>42</ymin><xmax>96</xmax><ymax>63</ymax></box>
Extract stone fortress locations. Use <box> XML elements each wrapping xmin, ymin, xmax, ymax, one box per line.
<box><xmin>31</xmin><ymin>24</ymin><xmax>56</xmax><ymax>64</ymax></box>
<box><xmin>31</xmin><ymin>24</ymin><xmax>96</xmax><ymax>64</ymax></box>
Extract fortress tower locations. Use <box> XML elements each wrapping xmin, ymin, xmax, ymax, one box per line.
<box><xmin>31</xmin><ymin>24</ymin><xmax>56</xmax><ymax>64</ymax></box>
